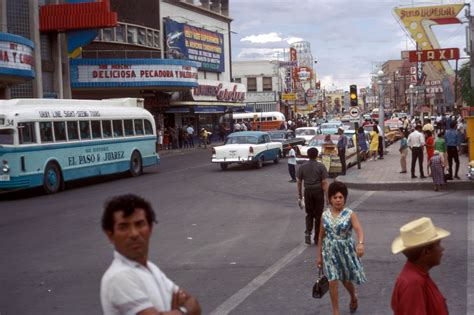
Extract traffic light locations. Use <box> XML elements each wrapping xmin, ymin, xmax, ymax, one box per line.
<box><xmin>350</xmin><ymin>84</ymin><xmax>358</xmax><ymax>107</ymax></box>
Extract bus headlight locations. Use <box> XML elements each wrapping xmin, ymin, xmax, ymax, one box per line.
<box><xmin>2</xmin><ymin>160</ymin><xmax>9</xmax><ymax>173</ymax></box>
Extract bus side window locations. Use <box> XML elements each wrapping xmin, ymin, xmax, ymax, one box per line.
<box><xmin>113</xmin><ymin>120</ymin><xmax>123</xmax><ymax>137</ymax></box>
<box><xmin>53</xmin><ymin>121</ymin><xmax>67</xmax><ymax>142</ymax></box>
<box><xmin>102</xmin><ymin>120</ymin><xmax>112</xmax><ymax>138</ymax></box>
<box><xmin>124</xmin><ymin>119</ymin><xmax>134</xmax><ymax>136</ymax></box>
<box><xmin>18</xmin><ymin>122</ymin><xmax>36</xmax><ymax>144</ymax></box>
<box><xmin>39</xmin><ymin>122</ymin><xmax>54</xmax><ymax>143</ymax></box>
<box><xmin>134</xmin><ymin>119</ymin><xmax>144</xmax><ymax>136</ymax></box>
<box><xmin>79</xmin><ymin>121</ymin><xmax>91</xmax><ymax>140</ymax></box>
<box><xmin>67</xmin><ymin>121</ymin><xmax>79</xmax><ymax>141</ymax></box>
<box><xmin>144</xmin><ymin>119</ymin><xmax>153</xmax><ymax>135</ymax></box>
<box><xmin>91</xmin><ymin>121</ymin><xmax>101</xmax><ymax>139</ymax></box>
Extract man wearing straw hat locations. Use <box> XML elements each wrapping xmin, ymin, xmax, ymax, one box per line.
<box><xmin>391</xmin><ymin>217</ymin><xmax>450</xmax><ymax>315</ymax></box>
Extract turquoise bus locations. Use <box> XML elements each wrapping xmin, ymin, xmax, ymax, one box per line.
<box><xmin>0</xmin><ymin>98</ymin><xmax>159</xmax><ymax>194</ymax></box>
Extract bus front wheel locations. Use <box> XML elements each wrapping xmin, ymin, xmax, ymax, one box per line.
<box><xmin>43</xmin><ymin>162</ymin><xmax>62</xmax><ymax>194</ymax></box>
<box><xmin>129</xmin><ymin>151</ymin><xmax>143</xmax><ymax>177</ymax></box>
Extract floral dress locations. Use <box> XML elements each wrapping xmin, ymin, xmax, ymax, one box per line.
<box><xmin>322</xmin><ymin>208</ymin><xmax>366</xmax><ymax>284</ymax></box>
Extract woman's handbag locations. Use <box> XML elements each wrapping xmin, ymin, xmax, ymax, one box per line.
<box><xmin>312</xmin><ymin>267</ymin><xmax>329</xmax><ymax>299</ymax></box>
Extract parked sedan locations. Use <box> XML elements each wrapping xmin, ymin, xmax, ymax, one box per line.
<box><xmin>267</xmin><ymin>130</ymin><xmax>306</xmax><ymax>157</ymax></box>
<box><xmin>212</xmin><ymin>131</ymin><xmax>282</xmax><ymax>170</ymax></box>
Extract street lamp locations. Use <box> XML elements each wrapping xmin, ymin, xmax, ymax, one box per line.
<box><xmin>377</xmin><ymin>70</ymin><xmax>391</xmax><ymax>153</ymax></box>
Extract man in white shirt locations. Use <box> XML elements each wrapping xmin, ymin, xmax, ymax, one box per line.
<box><xmin>101</xmin><ymin>194</ymin><xmax>201</xmax><ymax>315</ymax></box>
<box><xmin>186</xmin><ymin>125</ymin><xmax>195</xmax><ymax>148</ymax></box>
<box><xmin>287</xmin><ymin>144</ymin><xmax>297</xmax><ymax>182</ymax></box>
<box><xmin>407</xmin><ymin>125</ymin><xmax>426</xmax><ymax>179</ymax></box>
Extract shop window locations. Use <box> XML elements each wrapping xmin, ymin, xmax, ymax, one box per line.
<box><xmin>247</xmin><ymin>77</ymin><xmax>257</xmax><ymax>91</ymax></box>
<box><xmin>263</xmin><ymin>77</ymin><xmax>272</xmax><ymax>91</ymax></box>
<box><xmin>234</xmin><ymin>78</ymin><xmax>241</xmax><ymax>83</ymax></box>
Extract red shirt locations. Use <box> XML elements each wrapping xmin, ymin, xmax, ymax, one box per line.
<box><xmin>426</xmin><ymin>136</ymin><xmax>435</xmax><ymax>161</ymax></box>
<box><xmin>391</xmin><ymin>261</ymin><xmax>448</xmax><ymax>315</ymax></box>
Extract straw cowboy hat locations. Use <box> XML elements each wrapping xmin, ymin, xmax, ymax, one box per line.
<box><xmin>391</xmin><ymin>217</ymin><xmax>450</xmax><ymax>254</ymax></box>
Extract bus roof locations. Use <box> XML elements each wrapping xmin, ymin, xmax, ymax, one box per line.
<box><xmin>0</xmin><ymin>98</ymin><xmax>152</xmax><ymax>122</ymax></box>
<box><xmin>0</xmin><ymin>98</ymin><xmax>144</xmax><ymax>107</ymax></box>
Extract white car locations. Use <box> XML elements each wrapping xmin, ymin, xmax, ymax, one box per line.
<box><xmin>212</xmin><ymin>131</ymin><xmax>282</xmax><ymax>170</ymax></box>
<box><xmin>295</xmin><ymin>127</ymin><xmax>320</xmax><ymax>144</ymax></box>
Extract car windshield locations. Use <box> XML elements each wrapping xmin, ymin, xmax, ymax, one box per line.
<box><xmin>225</xmin><ymin>136</ymin><xmax>258</xmax><ymax>144</ymax></box>
<box><xmin>295</xmin><ymin>129</ymin><xmax>316</xmax><ymax>136</ymax></box>
<box><xmin>0</xmin><ymin>129</ymin><xmax>14</xmax><ymax>145</ymax></box>
<box><xmin>308</xmin><ymin>138</ymin><xmax>326</xmax><ymax>146</ymax></box>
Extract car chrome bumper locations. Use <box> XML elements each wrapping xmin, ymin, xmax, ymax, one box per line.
<box><xmin>212</xmin><ymin>157</ymin><xmax>255</xmax><ymax>163</ymax></box>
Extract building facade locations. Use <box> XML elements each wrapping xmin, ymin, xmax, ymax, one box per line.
<box><xmin>232</xmin><ymin>60</ymin><xmax>279</xmax><ymax>113</ymax></box>
<box><xmin>0</xmin><ymin>0</ymin><xmax>243</xmax><ymax>133</ymax></box>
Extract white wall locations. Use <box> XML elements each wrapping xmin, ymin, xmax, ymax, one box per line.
<box><xmin>161</xmin><ymin>2</ymin><xmax>231</xmax><ymax>82</ymax></box>
<box><xmin>232</xmin><ymin>60</ymin><xmax>279</xmax><ymax>92</ymax></box>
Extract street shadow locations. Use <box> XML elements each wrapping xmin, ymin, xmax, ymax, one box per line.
<box><xmin>0</xmin><ymin>171</ymin><xmax>158</xmax><ymax>201</ymax></box>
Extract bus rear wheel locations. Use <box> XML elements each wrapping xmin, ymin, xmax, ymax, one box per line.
<box><xmin>43</xmin><ymin>162</ymin><xmax>62</xmax><ymax>194</ymax></box>
<box><xmin>129</xmin><ymin>151</ymin><xmax>143</xmax><ymax>177</ymax></box>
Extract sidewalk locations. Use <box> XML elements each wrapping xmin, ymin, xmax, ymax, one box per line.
<box><xmin>336</xmin><ymin>146</ymin><xmax>473</xmax><ymax>191</ymax></box>
<box><xmin>157</xmin><ymin>141</ymin><xmax>223</xmax><ymax>157</ymax></box>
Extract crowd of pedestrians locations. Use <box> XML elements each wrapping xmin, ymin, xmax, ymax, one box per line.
<box><xmin>156</xmin><ymin>124</ymin><xmax>221</xmax><ymax>151</ymax></box>
<box><xmin>397</xmin><ymin>114</ymin><xmax>466</xmax><ymax>191</ymax></box>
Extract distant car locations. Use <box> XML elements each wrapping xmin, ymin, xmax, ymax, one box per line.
<box><xmin>267</xmin><ymin>130</ymin><xmax>306</xmax><ymax>157</ymax></box>
<box><xmin>295</xmin><ymin>127</ymin><xmax>320</xmax><ymax>144</ymax></box>
<box><xmin>211</xmin><ymin>131</ymin><xmax>282</xmax><ymax>170</ymax></box>
<box><xmin>295</xmin><ymin>134</ymin><xmax>359</xmax><ymax>176</ymax></box>
<box><xmin>320</xmin><ymin>122</ymin><xmax>342</xmax><ymax>135</ymax></box>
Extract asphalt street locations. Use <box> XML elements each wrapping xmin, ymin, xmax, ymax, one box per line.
<box><xmin>0</xmin><ymin>148</ymin><xmax>471</xmax><ymax>314</ymax></box>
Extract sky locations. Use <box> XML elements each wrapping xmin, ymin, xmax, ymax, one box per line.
<box><xmin>229</xmin><ymin>0</ymin><xmax>470</xmax><ymax>91</ymax></box>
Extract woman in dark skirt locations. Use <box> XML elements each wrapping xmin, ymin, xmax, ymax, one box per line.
<box><xmin>428</xmin><ymin>150</ymin><xmax>446</xmax><ymax>191</ymax></box>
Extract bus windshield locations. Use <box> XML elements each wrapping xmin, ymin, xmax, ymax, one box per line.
<box><xmin>0</xmin><ymin>129</ymin><xmax>14</xmax><ymax>145</ymax></box>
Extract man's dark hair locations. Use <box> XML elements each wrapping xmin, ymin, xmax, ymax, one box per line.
<box><xmin>438</xmin><ymin>131</ymin><xmax>444</xmax><ymax>138</ymax></box>
<box><xmin>450</xmin><ymin>121</ymin><xmax>456</xmax><ymax>129</ymax></box>
<box><xmin>101</xmin><ymin>194</ymin><xmax>156</xmax><ymax>232</ymax></box>
<box><xmin>328</xmin><ymin>181</ymin><xmax>348</xmax><ymax>201</ymax></box>
<box><xmin>415</xmin><ymin>125</ymin><xmax>422</xmax><ymax>131</ymax></box>
<box><xmin>307</xmin><ymin>147</ymin><xmax>319</xmax><ymax>159</ymax></box>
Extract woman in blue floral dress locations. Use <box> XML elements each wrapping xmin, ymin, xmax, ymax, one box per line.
<box><xmin>317</xmin><ymin>181</ymin><xmax>366</xmax><ymax>314</ymax></box>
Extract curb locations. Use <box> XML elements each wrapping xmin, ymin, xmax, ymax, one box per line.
<box><xmin>339</xmin><ymin>178</ymin><xmax>473</xmax><ymax>191</ymax></box>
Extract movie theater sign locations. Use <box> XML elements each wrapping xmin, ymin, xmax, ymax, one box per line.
<box><xmin>70</xmin><ymin>58</ymin><xmax>200</xmax><ymax>88</ymax></box>
<box><xmin>0</xmin><ymin>32</ymin><xmax>35</xmax><ymax>81</ymax></box>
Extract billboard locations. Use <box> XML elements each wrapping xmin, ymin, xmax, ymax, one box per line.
<box><xmin>164</xmin><ymin>18</ymin><xmax>225</xmax><ymax>73</ymax></box>
<box><xmin>394</xmin><ymin>4</ymin><xmax>463</xmax><ymax>75</ymax></box>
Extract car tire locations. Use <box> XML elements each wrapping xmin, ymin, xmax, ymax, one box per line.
<box><xmin>273</xmin><ymin>151</ymin><xmax>281</xmax><ymax>164</ymax></box>
<box><xmin>129</xmin><ymin>151</ymin><xmax>143</xmax><ymax>177</ymax></box>
<box><xmin>43</xmin><ymin>162</ymin><xmax>62</xmax><ymax>194</ymax></box>
<box><xmin>220</xmin><ymin>163</ymin><xmax>228</xmax><ymax>170</ymax></box>
<box><xmin>256</xmin><ymin>156</ymin><xmax>264</xmax><ymax>169</ymax></box>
